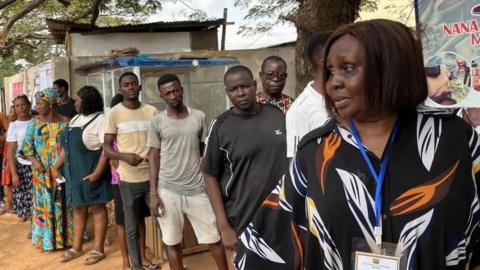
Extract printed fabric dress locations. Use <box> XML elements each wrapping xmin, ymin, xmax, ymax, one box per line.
<box><xmin>234</xmin><ymin>111</ymin><xmax>480</xmax><ymax>270</ymax></box>
<box><xmin>256</xmin><ymin>93</ymin><xmax>294</xmax><ymax>114</ymax></box>
<box><xmin>18</xmin><ymin>119</ymin><xmax>73</xmax><ymax>251</ymax></box>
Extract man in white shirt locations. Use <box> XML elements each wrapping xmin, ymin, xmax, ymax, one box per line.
<box><xmin>286</xmin><ymin>32</ymin><xmax>331</xmax><ymax>159</ymax></box>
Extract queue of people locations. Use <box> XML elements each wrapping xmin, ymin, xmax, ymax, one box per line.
<box><xmin>0</xmin><ymin>18</ymin><xmax>479</xmax><ymax>270</ymax></box>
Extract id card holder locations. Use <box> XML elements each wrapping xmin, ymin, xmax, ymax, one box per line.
<box><xmin>351</xmin><ymin>238</ymin><xmax>404</xmax><ymax>270</ymax></box>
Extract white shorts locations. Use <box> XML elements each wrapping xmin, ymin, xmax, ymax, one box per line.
<box><xmin>156</xmin><ymin>188</ymin><xmax>221</xmax><ymax>246</ymax></box>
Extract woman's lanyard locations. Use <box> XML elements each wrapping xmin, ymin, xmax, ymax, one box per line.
<box><xmin>348</xmin><ymin>118</ymin><xmax>400</xmax><ymax>245</ymax></box>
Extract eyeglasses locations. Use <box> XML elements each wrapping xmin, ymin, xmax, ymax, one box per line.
<box><xmin>263</xmin><ymin>72</ymin><xmax>287</xmax><ymax>80</ymax></box>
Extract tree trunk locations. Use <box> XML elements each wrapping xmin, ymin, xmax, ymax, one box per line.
<box><xmin>293</xmin><ymin>0</ymin><xmax>362</xmax><ymax>95</ymax></box>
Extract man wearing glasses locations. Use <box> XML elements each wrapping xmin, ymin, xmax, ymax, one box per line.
<box><xmin>256</xmin><ymin>56</ymin><xmax>295</xmax><ymax>113</ymax></box>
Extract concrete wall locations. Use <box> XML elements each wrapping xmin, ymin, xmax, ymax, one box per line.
<box><xmin>3</xmin><ymin>46</ymin><xmax>296</xmax><ymax>114</ymax></box>
<box><xmin>2</xmin><ymin>58</ymin><xmax>70</xmax><ymax>113</ymax></box>
<box><xmin>70</xmin><ymin>32</ymin><xmax>192</xmax><ymax>57</ymax></box>
<box><xmin>190</xmin><ymin>30</ymin><xmax>218</xmax><ymax>51</ymax></box>
<box><xmin>3</xmin><ymin>73</ymin><xmax>24</xmax><ymax>112</ymax></box>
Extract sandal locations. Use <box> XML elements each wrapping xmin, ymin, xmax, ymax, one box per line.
<box><xmin>0</xmin><ymin>207</ymin><xmax>10</xmax><ymax>215</ymax></box>
<box><xmin>84</xmin><ymin>250</ymin><xmax>105</xmax><ymax>265</ymax></box>
<box><xmin>60</xmin><ymin>248</ymin><xmax>83</xmax><ymax>263</ymax></box>
<box><xmin>104</xmin><ymin>236</ymin><xmax>113</xmax><ymax>246</ymax></box>
<box><xmin>142</xmin><ymin>262</ymin><xmax>160</xmax><ymax>269</ymax></box>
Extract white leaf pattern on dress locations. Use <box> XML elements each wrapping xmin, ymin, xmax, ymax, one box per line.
<box><xmin>445</xmin><ymin>177</ymin><xmax>480</xmax><ymax>266</ymax></box>
<box><xmin>239</xmin><ymin>224</ymin><xmax>286</xmax><ymax>264</ymax></box>
<box><xmin>335</xmin><ymin>126</ymin><xmax>359</xmax><ymax>149</ymax></box>
<box><xmin>277</xmin><ymin>175</ymin><xmax>293</xmax><ymax>213</ymax></box>
<box><xmin>417</xmin><ymin>114</ymin><xmax>442</xmax><ymax>172</ymax></box>
<box><xmin>336</xmin><ymin>168</ymin><xmax>379</xmax><ymax>253</ymax></box>
<box><xmin>469</xmin><ymin>127</ymin><xmax>480</xmax><ymax>169</ymax></box>
<box><xmin>290</xmin><ymin>155</ymin><xmax>307</xmax><ymax>198</ymax></box>
<box><xmin>306</xmin><ymin>197</ymin><xmax>343</xmax><ymax>270</ymax></box>
<box><xmin>394</xmin><ymin>209</ymin><xmax>434</xmax><ymax>270</ymax></box>
<box><xmin>234</xmin><ymin>254</ymin><xmax>246</xmax><ymax>270</ymax></box>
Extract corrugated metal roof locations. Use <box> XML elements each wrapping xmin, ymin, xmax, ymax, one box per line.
<box><xmin>46</xmin><ymin>18</ymin><xmax>225</xmax><ymax>43</ymax></box>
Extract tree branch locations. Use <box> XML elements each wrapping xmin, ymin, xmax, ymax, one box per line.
<box><xmin>0</xmin><ymin>0</ymin><xmax>48</xmax><ymax>46</ymax></box>
<box><xmin>279</xmin><ymin>14</ymin><xmax>296</xmax><ymax>24</ymax></box>
<box><xmin>90</xmin><ymin>0</ymin><xmax>102</xmax><ymax>26</ymax></box>
<box><xmin>13</xmin><ymin>40</ymin><xmax>38</xmax><ymax>48</ymax></box>
<box><xmin>1</xmin><ymin>36</ymin><xmax>39</xmax><ymax>50</ymax></box>
<box><xmin>0</xmin><ymin>0</ymin><xmax>16</xmax><ymax>10</ymax></box>
<box><xmin>56</xmin><ymin>0</ymin><xmax>70</xmax><ymax>7</ymax></box>
<box><xmin>70</xmin><ymin>9</ymin><xmax>92</xmax><ymax>22</ymax></box>
<box><xmin>18</xmin><ymin>33</ymin><xmax>51</xmax><ymax>40</ymax></box>
<box><xmin>70</xmin><ymin>0</ymin><xmax>102</xmax><ymax>24</ymax></box>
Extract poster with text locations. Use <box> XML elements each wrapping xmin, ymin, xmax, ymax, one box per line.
<box><xmin>417</xmin><ymin>0</ymin><xmax>480</xmax><ymax>108</ymax></box>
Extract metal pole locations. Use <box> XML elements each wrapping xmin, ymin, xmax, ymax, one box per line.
<box><xmin>221</xmin><ymin>8</ymin><xmax>227</xmax><ymax>51</ymax></box>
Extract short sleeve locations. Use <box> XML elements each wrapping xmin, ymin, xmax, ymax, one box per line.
<box><xmin>97</xmin><ymin>115</ymin><xmax>105</xmax><ymax>144</ymax></box>
<box><xmin>200</xmin><ymin>112</ymin><xmax>208</xmax><ymax>142</ymax></box>
<box><xmin>286</xmin><ymin>109</ymin><xmax>308</xmax><ymax>158</ymax></box>
<box><xmin>17</xmin><ymin>120</ymin><xmax>36</xmax><ymax>158</ymax></box>
<box><xmin>6</xmin><ymin>123</ymin><xmax>16</xmax><ymax>142</ymax></box>
<box><xmin>82</xmin><ymin>114</ymin><xmax>105</xmax><ymax>150</ymax></box>
<box><xmin>147</xmin><ymin>115</ymin><xmax>161</xmax><ymax>148</ymax></box>
<box><xmin>201</xmin><ymin>118</ymin><xmax>222</xmax><ymax>177</ymax></box>
<box><xmin>89</xmin><ymin>114</ymin><xmax>105</xmax><ymax>145</ymax></box>
<box><xmin>105</xmin><ymin>110</ymin><xmax>117</xmax><ymax>135</ymax></box>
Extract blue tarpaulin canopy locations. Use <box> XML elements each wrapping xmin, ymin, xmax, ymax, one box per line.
<box><xmin>76</xmin><ymin>56</ymin><xmax>239</xmax><ymax>74</ymax></box>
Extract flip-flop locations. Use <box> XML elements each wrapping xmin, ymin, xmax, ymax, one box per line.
<box><xmin>84</xmin><ymin>250</ymin><xmax>105</xmax><ymax>265</ymax></box>
<box><xmin>0</xmin><ymin>207</ymin><xmax>10</xmax><ymax>215</ymax></box>
<box><xmin>142</xmin><ymin>262</ymin><xmax>160</xmax><ymax>269</ymax></box>
<box><xmin>60</xmin><ymin>248</ymin><xmax>83</xmax><ymax>263</ymax></box>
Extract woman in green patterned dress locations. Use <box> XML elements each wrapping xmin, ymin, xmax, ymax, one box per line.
<box><xmin>18</xmin><ymin>87</ymin><xmax>73</xmax><ymax>251</ymax></box>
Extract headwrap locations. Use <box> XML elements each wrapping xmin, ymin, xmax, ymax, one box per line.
<box><xmin>35</xmin><ymin>87</ymin><xmax>61</xmax><ymax>107</ymax></box>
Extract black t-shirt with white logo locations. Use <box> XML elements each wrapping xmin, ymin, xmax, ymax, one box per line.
<box><xmin>202</xmin><ymin>104</ymin><xmax>287</xmax><ymax>233</ymax></box>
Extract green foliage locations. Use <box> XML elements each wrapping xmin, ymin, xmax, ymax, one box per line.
<box><xmin>0</xmin><ymin>0</ymin><xmax>165</xmax><ymax>80</ymax></box>
<box><xmin>0</xmin><ymin>53</ymin><xmax>22</xmax><ymax>87</ymax></box>
<box><xmin>234</xmin><ymin>0</ymin><xmax>379</xmax><ymax>35</ymax></box>
<box><xmin>234</xmin><ymin>0</ymin><xmax>296</xmax><ymax>35</ymax></box>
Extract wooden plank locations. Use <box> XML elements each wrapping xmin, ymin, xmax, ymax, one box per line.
<box><xmin>145</xmin><ymin>215</ymin><xmax>212</xmax><ymax>260</ymax></box>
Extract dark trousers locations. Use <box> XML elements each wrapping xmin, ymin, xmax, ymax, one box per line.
<box><xmin>118</xmin><ymin>180</ymin><xmax>150</xmax><ymax>270</ymax></box>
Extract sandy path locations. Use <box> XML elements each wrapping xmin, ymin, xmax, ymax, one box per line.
<box><xmin>0</xmin><ymin>213</ymin><xmax>222</xmax><ymax>270</ymax></box>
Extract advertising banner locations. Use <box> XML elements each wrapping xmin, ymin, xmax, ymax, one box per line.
<box><xmin>416</xmin><ymin>0</ymin><xmax>480</xmax><ymax>108</ymax></box>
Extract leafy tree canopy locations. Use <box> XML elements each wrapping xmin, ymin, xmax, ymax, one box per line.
<box><xmin>0</xmin><ymin>0</ymin><xmax>164</xmax><ymax>86</ymax></box>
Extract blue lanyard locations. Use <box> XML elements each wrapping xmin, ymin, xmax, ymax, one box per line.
<box><xmin>348</xmin><ymin>118</ymin><xmax>400</xmax><ymax>227</ymax></box>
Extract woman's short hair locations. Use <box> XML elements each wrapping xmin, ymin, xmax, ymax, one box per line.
<box><xmin>13</xmin><ymin>95</ymin><xmax>31</xmax><ymax>106</ymax></box>
<box><xmin>77</xmin><ymin>86</ymin><xmax>104</xmax><ymax>115</ymax></box>
<box><xmin>323</xmin><ymin>19</ymin><xmax>428</xmax><ymax>117</ymax></box>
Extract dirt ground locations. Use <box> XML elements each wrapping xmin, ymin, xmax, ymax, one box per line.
<box><xmin>0</xmin><ymin>213</ymin><xmax>224</xmax><ymax>270</ymax></box>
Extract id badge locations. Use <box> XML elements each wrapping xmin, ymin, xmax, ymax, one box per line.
<box><xmin>351</xmin><ymin>238</ymin><xmax>405</xmax><ymax>270</ymax></box>
<box><xmin>355</xmin><ymin>251</ymin><xmax>399</xmax><ymax>270</ymax></box>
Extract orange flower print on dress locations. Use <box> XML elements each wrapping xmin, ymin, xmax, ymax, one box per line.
<box><xmin>390</xmin><ymin>160</ymin><xmax>459</xmax><ymax>216</ymax></box>
<box><xmin>316</xmin><ymin>132</ymin><xmax>341</xmax><ymax>193</ymax></box>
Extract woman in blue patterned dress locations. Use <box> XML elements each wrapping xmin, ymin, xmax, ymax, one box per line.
<box><xmin>18</xmin><ymin>88</ymin><xmax>73</xmax><ymax>251</ymax></box>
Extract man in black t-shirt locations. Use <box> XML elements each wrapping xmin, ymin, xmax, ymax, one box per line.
<box><xmin>52</xmin><ymin>79</ymin><xmax>77</xmax><ymax>120</ymax></box>
<box><xmin>202</xmin><ymin>65</ymin><xmax>287</xmax><ymax>251</ymax></box>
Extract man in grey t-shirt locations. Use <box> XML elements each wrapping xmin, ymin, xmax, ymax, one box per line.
<box><xmin>147</xmin><ymin>74</ymin><xmax>227</xmax><ymax>270</ymax></box>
